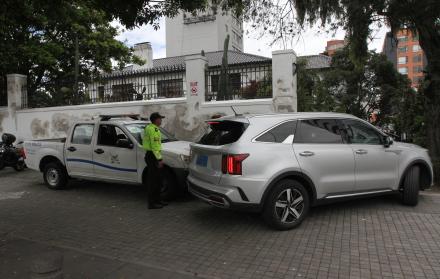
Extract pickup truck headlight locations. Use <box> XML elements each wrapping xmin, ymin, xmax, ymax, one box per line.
<box><xmin>180</xmin><ymin>154</ymin><xmax>190</xmax><ymax>165</ymax></box>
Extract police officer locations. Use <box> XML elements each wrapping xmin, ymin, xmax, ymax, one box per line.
<box><xmin>143</xmin><ymin>112</ymin><xmax>167</xmax><ymax>209</ymax></box>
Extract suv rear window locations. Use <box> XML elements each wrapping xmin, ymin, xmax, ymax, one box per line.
<box><xmin>199</xmin><ymin>121</ymin><xmax>248</xmax><ymax>146</ymax></box>
<box><xmin>255</xmin><ymin>120</ymin><xmax>297</xmax><ymax>143</ymax></box>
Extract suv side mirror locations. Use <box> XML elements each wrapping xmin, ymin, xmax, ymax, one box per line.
<box><xmin>116</xmin><ymin>139</ymin><xmax>133</xmax><ymax>149</ymax></box>
<box><xmin>384</xmin><ymin>136</ymin><xmax>393</xmax><ymax>148</ymax></box>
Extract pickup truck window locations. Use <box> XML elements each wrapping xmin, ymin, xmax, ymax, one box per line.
<box><xmin>71</xmin><ymin>124</ymin><xmax>94</xmax><ymax>145</ymax></box>
<box><xmin>98</xmin><ymin>125</ymin><xmax>130</xmax><ymax>147</ymax></box>
<box><xmin>124</xmin><ymin>123</ymin><xmax>176</xmax><ymax>144</ymax></box>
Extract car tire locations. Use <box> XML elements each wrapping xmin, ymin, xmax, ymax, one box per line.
<box><xmin>160</xmin><ymin>167</ymin><xmax>179</xmax><ymax>201</ymax></box>
<box><xmin>0</xmin><ymin>160</ymin><xmax>4</xmax><ymax>171</ymax></box>
<box><xmin>263</xmin><ymin>179</ymin><xmax>310</xmax><ymax>230</ymax></box>
<box><xmin>43</xmin><ymin>162</ymin><xmax>68</xmax><ymax>190</ymax></box>
<box><xmin>402</xmin><ymin>165</ymin><xmax>420</xmax><ymax>206</ymax></box>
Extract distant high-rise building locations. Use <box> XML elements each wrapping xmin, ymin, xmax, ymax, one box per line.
<box><xmin>382</xmin><ymin>28</ymin><xmax>427</xmax><ymax>88</ymax></box>
<box><xmin>165</xmin><ymin>7</ymin><xmax>243</xmax><ymax>57</ymax></box>
<box><xmin>324</xmin><ymin>40</ymin><xmax>346</xmax><ymax>57</ymax></box>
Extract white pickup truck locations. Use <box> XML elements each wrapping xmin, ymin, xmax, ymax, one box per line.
<box><xmin>24</xmin><ymin>115</ymin><xmax>191</xmax><ymax>199</ymax></box>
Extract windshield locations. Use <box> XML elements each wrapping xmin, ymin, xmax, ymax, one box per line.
<box><xmin>124</xmin><ymin>123</ymin><xmax>177</xmax><ymax>144</ymax></box>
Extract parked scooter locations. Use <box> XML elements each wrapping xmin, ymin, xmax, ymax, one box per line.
<box><xmin>0</xmin><ymin>133</ymin><xmax>26</xmax><ymax>171</ymax></box>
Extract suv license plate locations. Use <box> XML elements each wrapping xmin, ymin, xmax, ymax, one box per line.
<box><xmin>196</xmin><ymin>155</ymin><xmax>208</xmax><ymax>167</ymax></box>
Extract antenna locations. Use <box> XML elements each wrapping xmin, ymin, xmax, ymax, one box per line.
<box><xmin>231</xmin><ymin>106</ymin><xmax>239</xmax><ymax>116</ymax></box>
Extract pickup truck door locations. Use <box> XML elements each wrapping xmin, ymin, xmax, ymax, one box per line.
<box><xmin>92</xmin><ymin>124</ymin><xmax>138</xmax><ymax>183</ymax></box>
<box><xmin>65</xmin><ymin>124</ymin><xmax>96</xmax><ymax>178</ymax></box>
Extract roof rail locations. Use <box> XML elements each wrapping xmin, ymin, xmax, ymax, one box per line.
<box><xmin>98</xmin><ymin>114</ymin><xmax>141</xmax><ymax>121</ymax></box>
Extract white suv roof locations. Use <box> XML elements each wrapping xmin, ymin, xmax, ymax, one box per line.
<box><xmin>213</xmin><ymin>112</ymin><xmax>359</xmax><ymax>122</ymax></box>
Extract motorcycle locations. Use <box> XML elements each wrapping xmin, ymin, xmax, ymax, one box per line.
<box><xmin>0</xmin><ymin>133</ymin><xmax>26</xmax><ymax>171</ymax></box>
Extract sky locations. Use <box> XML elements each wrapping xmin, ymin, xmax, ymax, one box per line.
<box><xmin>114</xmin><ymin>18</ymin><xmax>389</xmax><ymax>59</ymax></box>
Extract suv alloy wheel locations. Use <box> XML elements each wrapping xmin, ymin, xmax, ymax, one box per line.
<box><xmin>263</xmin><ymin>179</ymin><xmax>310</xmax><ymax>230</ymax></box>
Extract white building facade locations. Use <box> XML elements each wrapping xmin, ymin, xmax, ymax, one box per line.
<box><xmin>166</xmin><ymin>8</ymin><xmax>243</xmax><ymax>57</ymax></box>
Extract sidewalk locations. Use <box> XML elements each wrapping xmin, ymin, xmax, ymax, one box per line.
<box><xmin>0</xmin><ymin>236</ymin><xmax>204</xmax><ymax>279</ymax></box>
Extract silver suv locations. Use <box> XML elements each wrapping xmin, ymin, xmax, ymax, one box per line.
<box><xmin>188</xmin><ymin>113</ymin><xmax>434</xmax><ymax>230</ymax></box>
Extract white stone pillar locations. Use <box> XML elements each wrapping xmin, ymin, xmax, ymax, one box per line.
<box><xmin>7</xmin><ymin>74</ymin><xmax>27</xmax><ymax>110</ymax></box>
<box><xmin>272</xmin><ymin>50</ymin><xmax>297</xmax><ymax>112</ymax></box>
<box><xmin>185</xmin><ymin>54</ymin><xmax>208</xmax><ymax>111</ymax></box>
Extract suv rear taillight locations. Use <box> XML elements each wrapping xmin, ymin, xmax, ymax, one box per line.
<box><xmin>222</xmin><ymin>154</ymin><xmax>249</xmax><ymax>175</ymax></box>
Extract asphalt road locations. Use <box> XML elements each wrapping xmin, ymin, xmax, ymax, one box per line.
<box><xmin>1</xmin><ymin>168</ymin><xmax>440</xmax><ymax>279</ymax></box>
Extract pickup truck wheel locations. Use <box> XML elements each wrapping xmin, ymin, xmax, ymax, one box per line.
<box><xmin>263</xmin><ymin>179</ymin><xmax>310</xmax><ymax>230</ymax></box>
<box><xmin>43</xmin><ymin>162</ymin><xmax>68</xmax><ymax>190</ymax></box>
<box><xmin>402</xmin><ymin>165</ymin><xmax>420</xmax><ymax>206</ymax></box>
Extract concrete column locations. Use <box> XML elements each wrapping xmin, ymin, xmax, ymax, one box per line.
<box><xmin>7</xmin><ymin>74</ymin><xmax>27</xmax><ymax>110</ymax></box>
<box><xmin>272</xmin><ymin>50</ymin><xmax>297</xmax><ymax>112</ymax></box>
<box><xmin>170</xmin><ymin>54</ymin><xmax>209</xmax><ymax>141</ymax></box>
<box><xmin>185</xmin><ymin>54</ymin><xmax>208</xmax><ymax>111</ymax></box>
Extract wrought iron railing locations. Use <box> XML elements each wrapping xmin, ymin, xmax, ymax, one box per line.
<box><xmin>24</xmin><ymin>66</ymin><xmax>186</xmax><ymax>108</ymax></box>
<box><xmin>205</xmin><ymin>62</ymin><xmax>272</xmax><ymax>101</ymax></box>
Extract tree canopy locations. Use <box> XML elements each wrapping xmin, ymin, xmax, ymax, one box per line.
<box><xmin>85</xmin><ymin>0</ymin><xmax>245</xmax><ymax>28</ymax></box>
<box><xmin>0</xmin><ymin>0</ymin><xmax>138</xmax><ymax>106</ymax></box>
<box><xmin>298</xmin><ymin>48</ymin><xmax>414</xmax><ymax>128</ymax></box>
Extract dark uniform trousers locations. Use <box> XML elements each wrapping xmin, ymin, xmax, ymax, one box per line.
<box><xmin>145</xmin><ymin>151</ymin><xmax>162</xmax><ymax>205</ymax></box>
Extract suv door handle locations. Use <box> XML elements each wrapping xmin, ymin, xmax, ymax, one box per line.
<box><xmin>355</xmin><ymin>149</ymin><xmax>368</xmax><ymax>155</ymax></box>
<box><xmin>67</xmin><ymin>146</ymin><xmax>76</xmax><ymax>152</ymax></box>
<box><xmin>94</xmin><ymin>149</ymin><xmax>104</xmax><ymax>154</ymax></box>
<box><xmin>299</xmin><ymin>151</ymin><xmax>315</xmax><ymax>157</ymax></box>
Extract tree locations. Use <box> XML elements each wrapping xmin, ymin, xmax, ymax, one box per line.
<box><xmin>297</xmin><ymin>48</ymin><xmax>415</xmax><ymax>131</ymax></box>
<box><xmin>297</xmin><ymin>60</ymin><xmax>334</xmax><ymax>112</ymax></box>
<box><xmin>393</xmin><ymin>84</ymin><xmax>426</xmax><ymax>145</ymax></box>
<box><xmin>240</xmin><ymin>0</ymin><xmax>440</xmax><ymax>182</ymax></box>
<box><xmin>0</xmin><ymin>0</ymin><xmax>144</xmax><ymax>107</ymax></box>
<box><xmin>217</xmin><ymin>34</ymin><xmax>231</xmax><ymax>101</ymax></box>
<box><xmin>100</xmin><ymin>0</ymin><xmax>250</xmax><ymax>28</ymax></box>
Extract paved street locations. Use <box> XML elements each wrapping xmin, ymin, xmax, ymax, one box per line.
<box><xmin>1</xmin><ymin>169</ymin><xmax>440</xmax><ymax>279</ymax></box>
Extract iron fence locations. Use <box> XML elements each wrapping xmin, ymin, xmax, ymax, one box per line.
<box><xmin>24</xmin><ymin>66</ymin><xmax>186</xmax><ymax>108</ymax></box>
<box><xmin>0</xmin><ymin>76</ymin><xmax>7</xmax><ymax>107</ymax></box>
<box><xmin>21</xmin><ymin>82</ymin><xmax>28</xmax><ymax>109</ymax></box>
<box><xmin>88</xmin><ymin>67</ymin><xmax>186</xmax><ymax>103</ymax></box>
<box><xmin>205</xmin><ymin>62</ymin><xmax>272</xmax><ymax>101</ymax></box>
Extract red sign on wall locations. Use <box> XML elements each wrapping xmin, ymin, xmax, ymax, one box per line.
<box><xmin>190</xmin><ymin>81</ymin><xmax>198</xmax><ymax>96</ymax></box>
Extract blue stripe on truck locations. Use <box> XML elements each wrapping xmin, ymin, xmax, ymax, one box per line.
<box><xmin>66</xmin><ymin>158</ymin><xmax>138</xmax><ymax>172</ymax></box>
